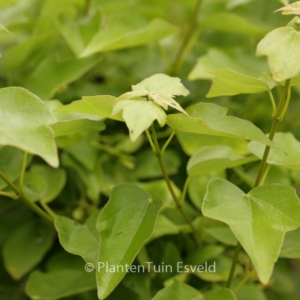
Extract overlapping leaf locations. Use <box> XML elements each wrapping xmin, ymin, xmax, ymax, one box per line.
<box><xmin>187</xmin><ymin>145</ymin><xmax>258</xmax><ymax>176</ymax></box>
<box><xmin>248</xmin><ymin>132</ymin><xmax>300</xmax><ymax>169</ymax></box>
<box><xmin>203</xmin><ymin>178</ymin><xmax>300</xmax><ymax>284</ymax></box>
<box><xmin>167</xmin><ymin>103</ymin><xmax>274</xmax><ymax>146</ymax></box>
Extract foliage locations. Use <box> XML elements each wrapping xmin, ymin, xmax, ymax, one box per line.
<box><xmin>1</xmin><ymin>0</ymin><xmax>300</xmax><ymax>300</ymax></box>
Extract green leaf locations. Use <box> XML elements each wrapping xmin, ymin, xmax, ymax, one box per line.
<box><xmin>0</xmin><ymin>146</ymin><xmax>24</xmax><ymax>190</ymax></box>
<box><xmin>167</xmin><ymin>103</ymin><xmax>274</xmax><ymax>147</ymax></box>
<box><xmin>24</xmin><ymin>164</ymin><xmax>66</xmax><ymax>203</ymax></box>
<box><xmin>185</xmin><ymin>245</ymin><xmax>224</xmax><ymax>266</ymax></box>
<box><xmin>2</xmin><ymin>219</ymin><xmax>55</xmax><ymax>280</ymax></box>
<box><xmin>188</xmin><ymin>48</ymin><xmax>267</xmax><ymax>81</ymax></box>
<box><xmin>58</xmin><ymin>95</ymin><xmax>123</xmax><ymax>121</ymax></box>
<box><xmin>80</xmin><ymin>18</ymin><xmax>179</xmax><ymax>57</ymax></box>
<box><xmin>203</xmin><ymin>288</ymin><xmax>237</xmax><ymax>300</ymax></box>
<box><xmin>202</xmin><ymin>12</ymin><xmax>267</xmax><ymax>36</ymax></box>
<box><xmin>235</xmin><ymin>284</ymin><xmax>267</xmax><ymax>300</ymax></box>
<box><xmin>55</xmin><ymin>212</ymin><xmax>99</xmax><ymax>264</ymax></box>
<box><xmin>96</xmin><ymin>183</ymin><xmax>162</xmax><ymax>299</ymax></box>
<box><xmin>202</xmin><ymin>178</ymin><xmax>300</xmax><ymax>284</ymax></box>
<box><xmin>248</xmin><ymin>132</ymin><xmax>300</xmax><ymax>169</ymax></box>
<box><xmin>26</xmin><ymin>55</ymin><xmax>99</xmax><ymax>100</ymax></box>
<box><xmin>112</xmin><ymin>100</ymin><xmax>166</xmax><ymax>141</ymax></box>
<box><xmin>0</xmin><ymin>87</ymin><xmax>58</xmax><ymax>167</ymax></box>
<box><xmin>4</xmin><ymin>32</ymin><xmax>57</xmax><ymax>71</ymax></box>
<box><xmin>176</xmin><ymin>131</ymin><xmax>249</xmax><ymax>156</ymax></box>
<box><xmin>280</xmin><ymin>228</ymin><xmax>300</xmax><ymax>258</ymax></box>
<box><xmin>149</xmin><ymin>214</ymin><xmax>180</xmax><ymax>242</ymax></box>
<box><xmin>188</xmin><ymin>171</ymin><xmax>226</xmax><ymax>210</ymax></box>
<box><xmin>207</xmin><ymin>69</ymin><xmax>269</xmax><ymax>97</ymax></box>
<box><xmin>0</xmin><ymin>23</ymin><xmax>11</xmax><ymax>34</ymax></box>
<box><xmin>226</xmin><ymin>0</ymin><xmax>254</xmax><ymax>9</ymax></box>
<box><xmin>26</xmin><ymin>254</ymin><xmax>96</xmax><ymax>300</ymax></box>
<box><xmin>204</xmin><ymin>226</ymin><xmax>238</xmax><ymax>246</ymax></box>
<box><xmin>151</xmin><ymin>280</ymin><xmax>202</xmax><ymax>300</ymax></box>
<box><xmin>256</xmin><ymin>26</ymin><xmax>300</xmax><ymax>82</ymax></box>
<box><xmin>187</xmin><ymin>145</ymin><xmax>258</xmax><ymax>176</ymax></box>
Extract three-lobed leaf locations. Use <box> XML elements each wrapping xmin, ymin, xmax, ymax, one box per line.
<box><xmin>257</xmin><ymin>25</ymin><xmax>300</xmax><ymax>82</ymax></box>
<box><xmin>0</xmin><ymin>87</ymin><xmax>58</xmax><ymax>167</ymax></box>
<box><xmin>202</xmin><ymin>178</ymin><xmax>300</xmax><ymax>284</ymax></box>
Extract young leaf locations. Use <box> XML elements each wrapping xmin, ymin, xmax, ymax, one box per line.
<box><xmin>2</xmin><ymin>219</ymin><xmax>55</xmax><ymax>280</ymax></box>
<box><xmin>248</xmin><ymin>132</ymin><xmax>300</xmax><ymax>169</ymax></box>
<box><xmin>207</xmin><ymin>69</ymin><xmax>269</xmax><ymax>97</ymax></box>
<box><xmin>0</xmin><ymin>87</ymin><xmax>58</xmax><ymax>167</ymax></box>
<box><xmin>96</xmin><ymin>183</ymin><xmax>162</xmax><ymax>299</ymax></box>
<box><xmin>151</xmin><ymin>280</ymin><xmax>202</xmax><ymax>300</ymax></box>
<box><xmin>119</xmin><ymin>73</ymin><xmax>189</xmax><ymax>115</ymax></box>
<box><xmin>202</xmin><ymin>178</ymin><xmax>300</xmax><ymax>284</ymax></box>
<box><xmin>55</xmin><ymin>212</ymin><xmax>99</xmax><ymax>264</ymax></box>
<box><xmin>112</xmin><ymin>100</ymin><xmax>166</xmax><ymax>141</ymax></box>
<box><xmin>187</xmin><ymin>145</ymin><xmax>258</xmax><ymax>176</ymax></box>
<box><xmin>275</xmin><ymin>2</ymin><xmax>300</xmax><ymax>15</ymax></box>
<box><xmin>257</xmin><ymin>26</ymin><xmax>300</xmax><ymax>82</ymax></box>
<box><xmin>167</xmin><ymin>103</ymin><xmax>274</xmax><ymax>147</ymax></box>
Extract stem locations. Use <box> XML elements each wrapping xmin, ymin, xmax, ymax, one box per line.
<box><xmin>149</xmin><ymin>125</ymin><xmax>197</xmax><ymax>235</ymax></box>
<box><xmin>226</xmin><ymin>243</ymin><xmax>242</xmax><ymax>288</ymax></box>
<box><xmin>0</xmin><ymin>191</ymin><xmax>19</xmax><ymax>200</ymax></box>
<box><xmin>19</xmin><ymin>152</ymin><xmax>28</xmax><ymax>193</ymax></box>
<box><xmin>260</xmin><ymin>164</ymin><xmax>271</xmax><ymax>186</ymax></box>
<box><xmin>255</xmin><ymin>79</ymin><xmax>291</xmax><ymax>187</ymax></box>
<box><xmin>233</xmin><ymin>269</ymin><xmax>256</xmax><ymax>293</ymax></box>
<box><xmin>40</xmin><ymin>201</ymin><xmax>57</xmax><ymax>219</ymax></box>
<box><xmin>161</xmin><ymin>130</ymin><xmax>176</xmax><ymax>156</ymax></box>
<box><xmin>226</xmin><ymin>79</ymin><xmax>291</xmax><ymax>288</ymax></box>
<box><xmin>0</xmin><ymin>170</ymin><xmax>54</xmax><ymax>224</ymax></box>
<box><xmin>170</xmin><ymin>0</ymin><xmax>203</xmax><ymax>75</ymax></box>
<box><xmin>180</xmin><ymin>176</ymin><xmax>191</xmax><ymax>206</ymax></box>
<box><xmin>145</xmin><ymin>129</ymin><xmax>157</xmax><ymax>154</ymax></box>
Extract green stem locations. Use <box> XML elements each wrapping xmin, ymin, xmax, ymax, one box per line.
<box><xmin>0</xmin><ymin>191</ymin><xmax>19</xmax><ymax>200</ymax></box>
<box><xmin>40</xmin><ymin>201</ymin><xmax>57</xmax><ymax>219</ymax></box>
<box><xmin>180</xmin><ymin>176</ymin><xmax>191</xmax><ymax>206</ymax></box>
<box><xmin>170</xmin><ymin>0</ymin><xmax>203</xmax><ymax>75</ymax></box>
<box><xmin>226</xmin><ymin>243</ymin><xmax>242</xmax><ymax>288</ymax></box>
<box><xmin>19</xmin><ymin>151</ymin><xmax>28</xmax><ymax>193</ymax></box>
<box><xmin>149</xmin><ymin>125</ymin><xmax>197</xmax><ymax>235</ymax></box>
<box><xmin>161</xmin><ymin>130</ymin><xmax>176</xmax><ymax>156</ymax></box>
<box><xmin>0</xmin><ymin>170</ymin><xmax>54</xmax><ymax>224</ymax></box>
<box><xmin>226</xmin><ymin>79</ymin><xmax>291</xmax><ymax>288</ymax></box>
<box><xmin>146</xmin><ymin>129</ymin><xmax>157</xmax><ymax>154</ymax></box>
<box><xmin>233</xmin><ymin>269</ymin><xmax>256</xmax><ymax>293</ymax></box>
